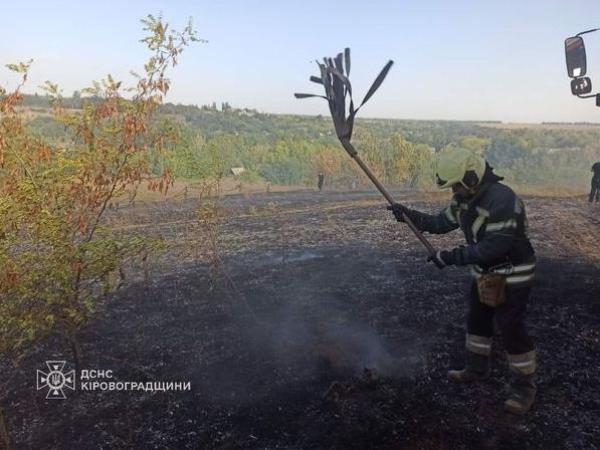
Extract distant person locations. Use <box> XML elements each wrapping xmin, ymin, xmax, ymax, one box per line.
<box><xmin>590</xmin><ymin>162</ymin><xmax>600</xmax><ymax>203</ymax></box>
<box><xmin>388</xmin><ymin>147</ymin><xmax>537</xmax><ymax>415</ymax></box>
<box><xmin>317</xmin><ymin>172</ymin><xmax>324</xmax><ymax>192</ymax></box>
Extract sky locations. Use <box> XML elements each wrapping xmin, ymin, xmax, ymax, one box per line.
<box><xmin>2</xmin><ymin>0</ymin><xmax>600</xmax><ymax>123</ymax></box>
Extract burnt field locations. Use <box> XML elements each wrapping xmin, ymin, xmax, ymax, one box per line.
<box><xmin>3</xmin><ymin>189</ymin><xmax>600</xmax><ymax>449</ymax></box>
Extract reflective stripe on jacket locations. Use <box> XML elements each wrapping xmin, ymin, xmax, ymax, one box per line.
<box><xmin>409</xmin><ymin>182</ymin><xmax>536</xmax><ymax>286</ymax></box>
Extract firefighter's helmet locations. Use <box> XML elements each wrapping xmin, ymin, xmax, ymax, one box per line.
<box><xmin>435</xmin><ymin>147</ymin><xmax>486</xmax><ymax>189</ymax></box>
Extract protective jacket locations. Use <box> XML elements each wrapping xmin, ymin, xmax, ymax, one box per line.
<box><xmin>409</xmin><ymin>177</ymin><xmax>536</xmax><ymax>287</ymax></box>
<box><xmin>593</xmin><ymin>162</ymin><xmax>600</xmax><ymax>181</ymax></box>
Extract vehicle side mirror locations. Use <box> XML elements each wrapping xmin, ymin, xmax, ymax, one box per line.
<box><xmin>565</xmin><ymin>36</ymin><xmax>587</xmax><ymax>77</ymax></box>
<box><xmin>571</xmin><ymin>76</ymin><xmax>592</xmax><ymax>95</ymax></box>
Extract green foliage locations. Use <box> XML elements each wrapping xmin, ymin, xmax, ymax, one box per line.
<box><xmin>0</xmin><ymin>16</ymin><xmax>200</xmax><ymax>361</ymax></box>
<box><xmin>19</xmin><ymin>85</ymin><xmax>600</xmax><ymax>190</ymax></box>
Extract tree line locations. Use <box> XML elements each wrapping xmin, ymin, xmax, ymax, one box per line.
<box><xmin>21</xmin><ymin>96</ymin><xmax>600</xmax><ymax>189</ymax></box>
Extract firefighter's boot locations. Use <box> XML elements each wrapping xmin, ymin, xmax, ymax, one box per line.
<box><xmin>447</xmin><ymin>351</ymin><xmax>491</xmax><ymax>383</ymax></box>
<box><xmin>448</xmin><ymin>334</ymin><xmax>492</xmax><ymax>383</ymax></box>
<box><xmin>504</xmin><ymin>351</ymin><xmax>537</xmax><ymax>415</ymax></box>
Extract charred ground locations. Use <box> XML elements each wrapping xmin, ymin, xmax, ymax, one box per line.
<box><xmin>3</xmin><ymin>190</ymin><xmax>600</xmax><ymax>449</ymax></box>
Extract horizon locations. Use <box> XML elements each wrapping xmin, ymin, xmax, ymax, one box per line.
<box><xmin>17</xmin><ymin>91</ymin><xmax>600</xmax><ymax>125</ymax></box>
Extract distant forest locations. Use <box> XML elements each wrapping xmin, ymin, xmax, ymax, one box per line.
<box><xmin>20</xmin><ymin>94</ymin><xmax>600</xmax><ymax>189</ymax></box>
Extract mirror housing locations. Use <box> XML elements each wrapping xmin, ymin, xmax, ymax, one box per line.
<box><xmin>571</xmin><ymin>77</ymin><xmax>592</xmax><ymax>95</ymax></box>
<box><xmin>565</xmin><ymin>36</ymin><xmax>587</xmax><ymax>77</ymax></box>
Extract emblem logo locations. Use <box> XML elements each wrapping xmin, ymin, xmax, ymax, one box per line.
<box><xmin>36</xmin><ymin>361</ymin><xmax>75</xmax><ymax>399</ymax></box>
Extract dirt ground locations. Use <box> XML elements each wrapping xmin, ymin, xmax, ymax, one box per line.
<box><xmin>2</xmin><ymin>189</ymin><xmax>600</xmax><ymax>449</ymax></box>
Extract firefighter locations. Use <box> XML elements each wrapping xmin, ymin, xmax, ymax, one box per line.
<box><xmin>388</xmin><ymin>147</ymin><xmax>537</xmax><ymax>414</ymax></box>
<box><xmin>590</xmin><ymin>161</ymin><xmax>600</xmax><ymax>203</ymax></box>
<box><xmin>317</xmin><ymin>172</ymin><xmax>325</xmax><ymax>192</ymax></box>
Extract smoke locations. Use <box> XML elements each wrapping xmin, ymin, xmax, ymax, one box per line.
<box><xmin>256</xmin><ymin>300</ymin><xmax>426</xmax><ymax>379</ymax></box>
<box><xmin>194</xmin><ymin>247</ymin><xmax>429</xmax><ymax>406</ymax></box>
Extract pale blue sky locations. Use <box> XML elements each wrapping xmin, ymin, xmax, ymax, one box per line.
<box><xmin>2</xmin><ymin>0</ymin><xmax>600</xmax><ymax>122</ymax></box>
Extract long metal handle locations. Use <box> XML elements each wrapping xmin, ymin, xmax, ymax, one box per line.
<box><xmin>341</xmin><ymin>140</ymin><xmax>438</xmax><ymax>257</ymax></box>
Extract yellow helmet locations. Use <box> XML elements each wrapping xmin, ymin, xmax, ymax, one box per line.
<box><xmin>435</xmin><ymin>147</ymin><xmax>486</xmax><ymax>189</ymax></box>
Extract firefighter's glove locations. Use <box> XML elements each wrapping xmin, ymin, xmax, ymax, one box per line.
<box><xmin>427</xmin><ymin>250</ymin><xmax>451</xmax><ymax>269</ymax></box>
<box><xmin>387</xmin><ymin>203</ymin><xmax>414</xmax><ymax>223</ymax></box>
<box><xmin>428</xmin><ymin>247</ymin><xmax>467</xmax><ymax>269</ymax></box>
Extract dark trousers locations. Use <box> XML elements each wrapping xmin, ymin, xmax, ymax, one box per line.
<box><xmin>467</xmin><ymin>281</ymin><xmax>534</xmax><ymax>355</ymax></box>
<box><xmin>590</xmin><ymin>176</ymin><xmax>600</xmax><ymax>203</ymax></box>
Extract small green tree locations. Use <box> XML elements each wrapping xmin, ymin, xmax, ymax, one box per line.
<box><xmin>0</xmin><ymin>15</ymin><xmax>202</xmax><ymax>370</ymax></box>
<box><xmin>390</xmin><ymin>134</ymin><xmax>435</xmax><ymax>187</ymax></box>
